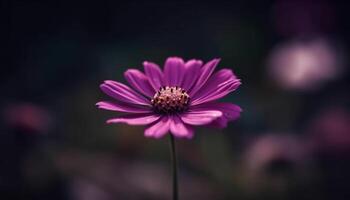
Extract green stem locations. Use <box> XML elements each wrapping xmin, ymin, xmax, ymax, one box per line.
<box><xmin>169</xmin><ymin>134</ymin><xmax>178</xmax><ymax>200</ymax></box>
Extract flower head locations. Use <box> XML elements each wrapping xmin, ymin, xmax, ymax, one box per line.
<box><xmin>96</xmin><ymin>57</ymin><xmax>241</xmax><ymax>139</ymax></box>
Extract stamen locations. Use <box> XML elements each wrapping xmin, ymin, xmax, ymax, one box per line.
<box><xmin>151</xmin><ymin>86</ymin><xmax>190</xmax><ymax>114</ymax></box>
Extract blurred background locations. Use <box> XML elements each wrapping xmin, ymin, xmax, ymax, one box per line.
<box><xmin>2</xmin><ymin>0</ymin><xmax>350</xmax><ymax>199</ymax></box>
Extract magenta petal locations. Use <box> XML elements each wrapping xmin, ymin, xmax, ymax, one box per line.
<box><xmin>164</xmin><ymin>57</ymin><xmax>185</xmax><ymax>86</ymax></box>
<box><xmin>189</xmin><ymin>58</ymin><xmax>220</xmax><ymax>96</ymax></box>
<box><xmin>124</xmin><ymin>69</ymin><xmax>155</xmax><ymax>97</ymax></box>
<box><xmin>143</xmin><ymin>61</ymin><xmax>164</xmax><ymax>91</ymax></box>
<box><xmin>192</xmin><ymin>69</ymin><xmax>236</xmax><ymax>100</ymax></box>
<box><xmin>96</xmin><ymin>101</ymin><xmax>151</xmax><ymax>113</ymax></box>
<box><xmin>170</xmin><ymin>115</ymin><xmax>194</xmax><ymax>139</ymax></box>
<box><xmin>209</xmin><ymin>117</ymin><xmax>234</xmax><ymax>128</ymax></box>
<box><xmin>181</xmin><ymin>59</ymin><xmax>202</xmax><ymax>91</ymax></box>
<box><xmin>192</xmin><ymin>102</ymin><xmax>242</xmax><ymax>128</ymax></box>
<box><xmin>144</xmin><ymin>116</ymin><xmax>171</xmax><ymax>138</ymax></box>
<box><xmin>180</xmin><ymin>110</ymin><xmax>222</xmax><ymax>125</ymax></box>
<box><xmin>107</xmin><ymin>113</ymin><xmax>160</xmax><ymax>125</ymax></box>
<box><xmin>191</xmin><ymin>79</ymin><xmax>241</xmax><ymax>106</ymax></box>
<box><xmin>100</xmin><ymin>80</ymin><xmax>150</xmax><ymax>105</ymax></box>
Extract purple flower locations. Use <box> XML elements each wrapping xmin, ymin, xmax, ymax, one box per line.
<box><xmin>96</xmin><ymin>57</ymin><xmax>241</xmax><ymax>139</ymax></box>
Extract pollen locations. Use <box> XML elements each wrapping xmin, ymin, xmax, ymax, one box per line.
<box><xmin>151</xmin><ymin>86</ymin><xmax>190</xmax><ymax>114</ymax></box>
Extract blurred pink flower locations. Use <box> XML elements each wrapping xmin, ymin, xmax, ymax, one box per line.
<box><xmin>243</xmin><ymin>134</ymin><xmax>310</xmax><ymax>173</ymax></box>
<box><xmin>307</xmin><ymin>106</ymin><xmax>350</xmax><ymax>154</ymax></box>
<box><xmin>240</xmin><ymin>134</ymin><xmax>312</xmax><ymax>194</ymax></box>
<box><xmin>267</xmin><ymin>38</ymin><xmax>344</xmax><ymax>91</ymax></box>
<box><xmin>3</xmin><ymin>103</ymin><xmax>52</xmax><ymax>134</ymax></box>
<box><xmin>273</xmin><ymin>0</ymin><xmax>336</xmax><ymax>37</ymax></box>
<box><xmin>97</xmin><ymin>57</ymin><xmax>241</xmax><ymax>139</ymax></box>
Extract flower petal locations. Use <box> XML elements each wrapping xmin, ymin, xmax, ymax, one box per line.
<box><xmin>170</xmin><ymin>115</ymin><xmax>194</xmax><ymax>139</ymax></box>
<box><xmin>180</xmin><ymin>109</ymin><xmax>222</xmax><ymax>126</ymax></box>
<box><xmin>164</xmin><ymin>57</ymin><xmax>185</xmax><ymax>87</ymax></box>
<box><xmin>143</xmin><ymin>61</ymin><xmax>164</xmax><ymax>91</ymax></box>
<box><xmin>100</xmin><ymin>80</ymin><xmax>150</xmax><ymax>106</ymax></box>
<box><xmin>124</xmin><ymin>69</ymin><xmax>155</xmax><ymax>97</ymax></box>
<box><xmin>189</xmin><ymin>58</ymin><xmax>220</xmax><ymax>96</ymax></box>
<box><xmin>144</xmin><ymin>116</ymin><xmax>171</xmax><ymax>138</ymax></box>
<box><xmin>96</xmin><ymin>101</ymin><xmax>151</xmax><ymax>113</ymax></box>
<box><xmin>192</xmin><ymin>69</ymin><xmax>235</xmax><ymax>99</ymax></box>
<box><xmin>192</xmin><ymin>102</ymin><xmax>242</xmax><ymax>128</ymax></box>
<box><xmin>107</xmin><ymin>113</ymin><xmax>160</xmax><ymax>125</ymax></box>
<box><xmin>191</xmin><ymin>79</ymin><xmax>241</xmax><ymax>106</ymax></box>
<box><xmin>181</xmin><ymin>59</ymin><xmax>202</xmax><ymax>91</ymax></box>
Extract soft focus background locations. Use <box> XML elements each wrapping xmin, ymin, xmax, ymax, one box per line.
<box><xmin>3</xmin><ymin>0</ymin><xmax>350</xmax><ymax>200</ymax></box>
